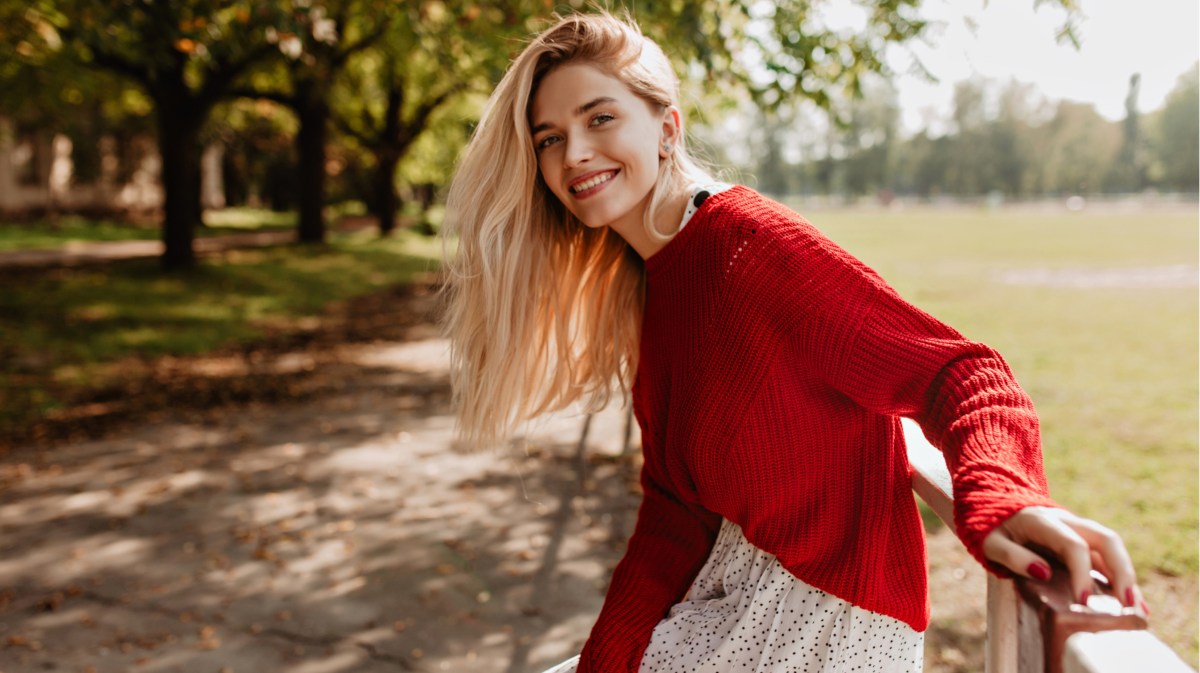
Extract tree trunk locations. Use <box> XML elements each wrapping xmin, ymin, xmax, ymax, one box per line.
<box><xmin>372</xmin><ymin>81</ymin><xmax>409</xmax><ymax>237</ymax></box>
<box><xmin>372</xmin><ymin>150</ymin><xmax>401</xmax><ymax>236</ymax></box>
<box><xmin>294</xmin><ymin>86</ymin><xmax>328</xmax><ymax>244</ymax></box>
<box><xmin>155</xmin><ymin>93</ymin><xmax>203</xmax><ymax>270</ymax></box>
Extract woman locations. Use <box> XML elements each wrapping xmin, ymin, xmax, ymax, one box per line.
<box><xmin>440</xmin><ymin>11</ymin><xmax>1147</xmax><ymax>673</ymax></box>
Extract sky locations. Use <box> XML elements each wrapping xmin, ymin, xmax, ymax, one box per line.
<box><xmin>881</xmin><ymin>0</ymin><xmax>1200</xmax><ymax>135</ymax></box>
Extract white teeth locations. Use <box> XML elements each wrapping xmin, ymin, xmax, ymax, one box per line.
<box><xmin>571</xmin><ymin>171</ymin><xmax>616</xmax><ymax>193</ymax></box>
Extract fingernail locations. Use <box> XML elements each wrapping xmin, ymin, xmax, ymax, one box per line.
<box><xmin>1079</xmin><ymin>590</ymin><xmax>1091</xmax><ymax>606</ymax></box>
<box><xmin>1027</xmin><ymin>562</ymin><xmax>1050</xmax><ymax>581</ymax></box>
<box><xmin>1125</xmin><ymin>587</ymin><xmax>1135</xmax><ymax>607</ymax></box>
<box><xmin>1140</xmin><ymin>599</ymin><xmax>1152</xmax><ymax>617</ymax></box>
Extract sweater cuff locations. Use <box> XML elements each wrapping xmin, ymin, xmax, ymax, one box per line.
<box><xmin>955</xmin><ymin>490</ymin><xmax>1063</xmax><ymax>576</ymax></box>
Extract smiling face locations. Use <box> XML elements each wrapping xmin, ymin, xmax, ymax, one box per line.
<box><xmin>530</xmin><ymin>62</ymin><xmax>676</xmax><ymax>238</ymax></box>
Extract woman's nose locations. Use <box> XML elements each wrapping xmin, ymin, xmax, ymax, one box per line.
<box><xmin>563</xmin><ymin>134</ymin><xmax>593</xmax><ymax>168</ymax></box>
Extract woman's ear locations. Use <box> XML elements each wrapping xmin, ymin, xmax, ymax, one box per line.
<box><xmin>659</xmin><ymin>106</ymin><xmax>682</xmax><ymax>159</ymax></box>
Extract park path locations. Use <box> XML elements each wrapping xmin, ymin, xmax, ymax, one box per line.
<box><xmin>0</xmin><ymin>328</ymin><xmax>647</xmax><ymax>673</ymax></box>
<box><xmin>0</xmin><ymin>230</ymin><xmax>296</xmax><ymax>269</ymax></box>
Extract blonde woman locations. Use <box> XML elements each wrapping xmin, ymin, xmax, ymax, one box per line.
<box><xmin>441</xmin><ymin>12</ymin><xmax>1147</xmax><ymax>673</ymax></box>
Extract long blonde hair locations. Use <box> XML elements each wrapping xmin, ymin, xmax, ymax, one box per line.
<box><xmin>441</xmin><ymin>11</ymin><xmax>714</xmax><ymax>447</ymax></box>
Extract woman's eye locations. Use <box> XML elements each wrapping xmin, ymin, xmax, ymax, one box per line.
<box><xmin>590</xmin><ymin>113</ymin><xmax>615</xmax><ymax>126</ymax></box>
<box><xmin>536</xmin><ymin>135</ymin><xmax>561</xmax><ymax>151</ymax></box>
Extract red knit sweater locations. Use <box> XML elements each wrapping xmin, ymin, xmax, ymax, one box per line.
<box><xmin>575</xmin><ymin>186</ymin><xmax>1059</xmax><ymax>672</ymax></box>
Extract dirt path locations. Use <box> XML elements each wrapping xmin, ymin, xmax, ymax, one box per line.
<box><xmin>0</xmin><ymin>332</ymin><xmax>644</xmax><ymax>673</ymax></box>
<box><xmin>0</xmin><ymin>230</ymin><xmax>297</xmax><ymax>270</ymax></box>
<box><xmin>0</xmin><ymin>289</ymin><xmax>1193</xmax><ymax>673</ymax></box>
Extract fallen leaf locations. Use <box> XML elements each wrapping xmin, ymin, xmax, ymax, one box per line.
<box><xmin>40</xmin><ymin>592</ymin><xmax>63</xmax><ymax>611</ymax></box>
<box><xmin>197</xmin><ymin>637</ymin><xmax>221</xmax><ymax>650</ymax></box>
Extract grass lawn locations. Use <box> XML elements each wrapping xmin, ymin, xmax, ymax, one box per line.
<box><xmin>0</xmin><ymin>226</ymin><xmax>441</xmax><ymax>441</ymax></box>
<box><xmin>800</xmin><ymin>205</ymin><xmax>1199</xmax><ymax>579</ymax></box>
<box><xmin>0</xmin><ymin>208</ymin><xmax>297</xmax><ymax>251</ymax></box>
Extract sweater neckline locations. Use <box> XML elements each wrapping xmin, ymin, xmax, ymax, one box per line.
<box><xmin>644</xmin><ymin>184</ymin><xmax>746</xmax><ymax>276</ymax></box>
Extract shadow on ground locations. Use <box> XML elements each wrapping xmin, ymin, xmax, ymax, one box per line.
<box><xmin>0</xmin><ymin>281</ymin><xmax>442</xmax><ymax>450</ymax></box>
<box><xmin>0</xmin><ymin>332</ymin><xmax>643</xmax><ymax>672</ymax></box>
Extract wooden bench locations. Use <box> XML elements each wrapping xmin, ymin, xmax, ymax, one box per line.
<box><xmin>903</xmin><ymin>419</ymin><xmax>1196</xmax><ymax>673</ymax></box>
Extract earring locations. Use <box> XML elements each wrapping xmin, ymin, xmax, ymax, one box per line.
<box><xmin>662</xmin><ymin>143</ymin><xmax>672</xmax><ymax>155</ymax></box>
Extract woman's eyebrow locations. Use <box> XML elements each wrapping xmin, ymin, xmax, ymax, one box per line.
<box><xmin>531</xmin><ymin>96</ymin><xmax>618</xmax><ymax>135</ymax></box>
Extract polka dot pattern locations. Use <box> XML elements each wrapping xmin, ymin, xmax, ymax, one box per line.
<box><xmin>678</xmin><ymin>182</ymin><xmax>734</xmax><ymax>233</ymax></box>
<box><xmin>542</xmin><ymin>519</ymin><xmax>923</xmax><ymax>673</ymax></box>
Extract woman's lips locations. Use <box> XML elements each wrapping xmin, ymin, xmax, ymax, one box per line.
<box><xmin>569</xmin><ymin>170</ymin><xmax>619</xmax><ymax>199</ymax></box>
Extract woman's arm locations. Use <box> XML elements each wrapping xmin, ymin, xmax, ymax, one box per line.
<box><xmin>773</xmin><ymin>215</ymin><xmax>1145</xmax><ymax>613</ymax></box>
<box><xmin>576</xmin><ymin>460</ymin><xmax>720</xmax><ymax>673</ymax></box>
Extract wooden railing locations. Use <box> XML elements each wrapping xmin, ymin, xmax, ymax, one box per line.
<box><xmin>902</xmin><ymin>419</ymin><xmax>1196</xmax><ymax>673</ymax></box>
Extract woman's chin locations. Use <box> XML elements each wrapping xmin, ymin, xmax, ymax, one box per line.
<box><xmin>567</xmin><ymin>209</ymin><xmax>614</xmax><ymax>229</ymax></box>
<box><xmin>569</xmin><ymin>203</ymin><xmax>645</xmax><ymax>233</ymax></box>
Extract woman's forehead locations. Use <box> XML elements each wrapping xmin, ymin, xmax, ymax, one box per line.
<box><xmin>530</xmin><ymin>63</ymin><xmax>635</xmax><ymax>123</ymax></box>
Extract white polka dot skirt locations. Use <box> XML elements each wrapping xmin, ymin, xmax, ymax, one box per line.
<box><xmin>542</xmin><ymin>518</ymin><xmax>923</xmax><ymax>673</ymax></box>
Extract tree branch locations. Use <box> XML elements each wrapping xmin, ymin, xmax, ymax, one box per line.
<box><xmin>331</xmin><ymin>110</ymin><xmax>374</xmax><ymax>146</ymax></box>
<box><xmin>227</xmin><ymin>86</ymin><xmax>296</xmax><ymax>109</ymax></box>
<box><xmin>333</xmin><ymin>19</ymin><xmax>389</xmax><ymax>67</ymax></box>
<box><xmin>199</xmin><ymin>42</ymin><xmax>279</xmax><ymax>109</ymax></box>
<box><xmin>59</xmin><ymin>26</ymin><xmax>150</xmax><ymax>88</ymax></box>
<box><xmin>87</xmin><ymin>47</ymin><xmax>150</xmax><ymax>87</ymax></box>
<box><xmin>408</xmin><ymin>83</ymin><xmax>464</xmax><ymax>135</ymax></box>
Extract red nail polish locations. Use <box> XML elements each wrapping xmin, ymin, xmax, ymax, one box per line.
<box><xmin>1027</xmin><ymin>561</ymin><xmax>1050</xmax><ymax>581</ymax></box>
<box><xmin>1079</xmin><ymin>590</ymin><xmax>1091</xmax><ymax>606</ymax></box>
<box><xmin>1140</xmin><ymin>600</ymin><xmax>1152</xmax><ymax>616</ymax></box>
<box><xmin>1125</xmin><ymin>587</ymin><xmax>1136</xmax><ymax>607</ymax></box>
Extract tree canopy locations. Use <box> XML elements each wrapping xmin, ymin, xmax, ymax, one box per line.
<box><xmin>9</xmin><ymin>0</ymin><xmax>1185</xmax><ymax>269</ymax></box>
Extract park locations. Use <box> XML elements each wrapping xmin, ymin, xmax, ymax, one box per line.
<box><xmin>0</xmin><ymin>2</ymin><xmax>1196</xmax><ymax>672</ymax></box>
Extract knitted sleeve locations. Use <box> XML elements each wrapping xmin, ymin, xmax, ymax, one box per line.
<box><xmin>773</xmin><ymin>218</ymin><xmax>1060</xmax><ymax>573</ymax></box>
<box><xmin>576</xmin><ymin>460</ymin><xmax>720</xmax><ymax>672</ymax></box>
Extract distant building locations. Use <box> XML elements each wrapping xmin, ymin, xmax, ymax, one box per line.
<box><xmin>0</xmin><ymin>116</ymin><xmax>225</xmax><ymax>218</ymax></box>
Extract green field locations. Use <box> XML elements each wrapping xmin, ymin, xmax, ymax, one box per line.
<box><xmin>797</xmin><ymin>205</ymin><xmax>1199</xmax><ymax>578</ymax></box>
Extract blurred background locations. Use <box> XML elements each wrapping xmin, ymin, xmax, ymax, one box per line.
<box><xmin>0</xmin><ymin>1</ymin><xmax>1195</xmax><ymax>672</ymax></box>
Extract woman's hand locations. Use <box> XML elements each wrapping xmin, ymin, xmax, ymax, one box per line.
<box><xmin>982</xmin><ymin>506</ymin><xmax>1150</xmax><ymax>616</ymax></box>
